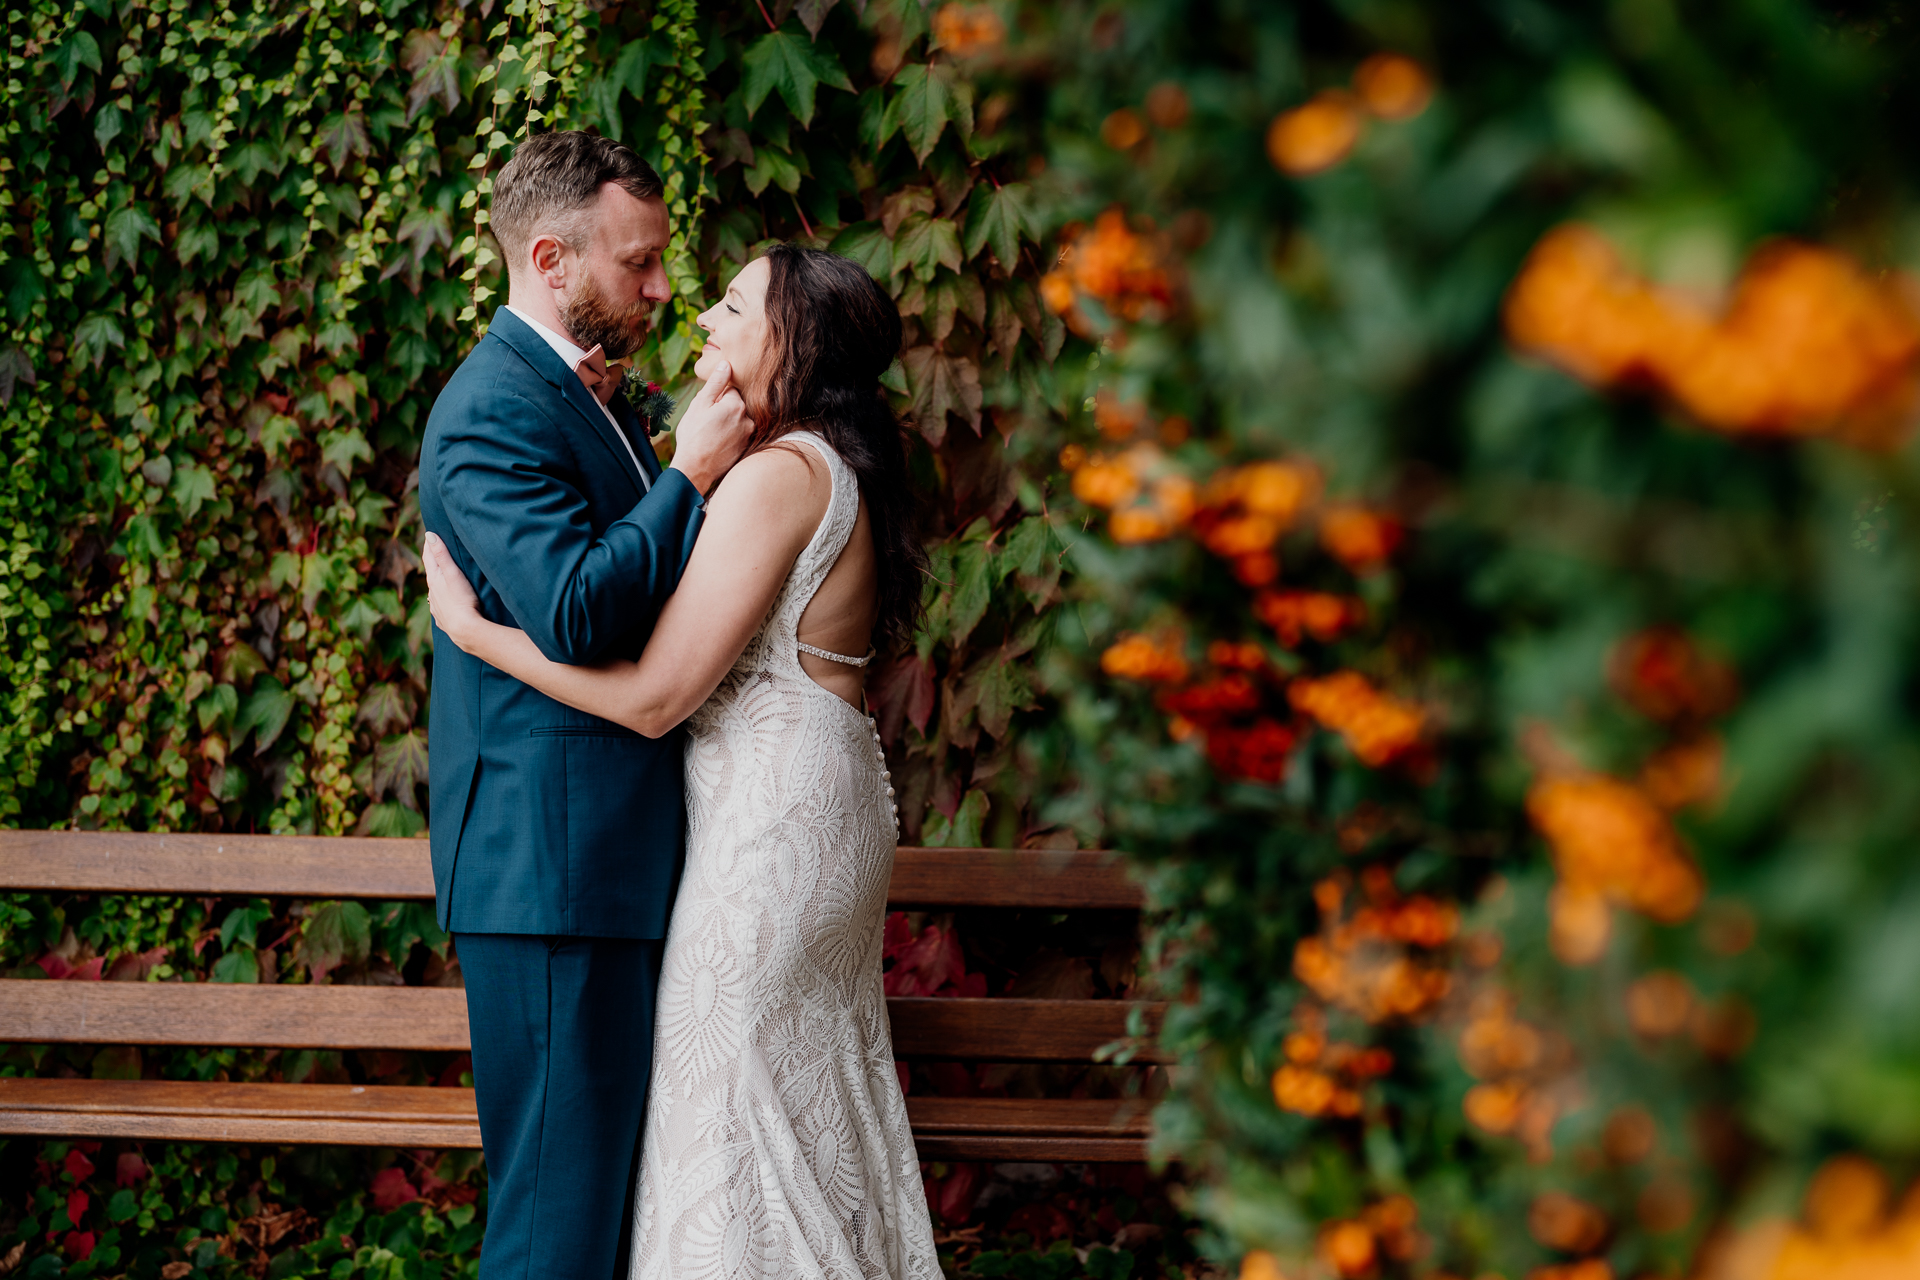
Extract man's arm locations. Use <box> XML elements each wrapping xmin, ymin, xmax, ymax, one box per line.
<box><xmin>435</xmin><ymin>365</ymin><xmax>751</xmax><ymax>665</ymax></box>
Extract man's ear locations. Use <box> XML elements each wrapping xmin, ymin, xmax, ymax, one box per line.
<box><xmin>529</xmin><ymin>233</ymin><xmax>568</xmax><ymax>288</ymax></box>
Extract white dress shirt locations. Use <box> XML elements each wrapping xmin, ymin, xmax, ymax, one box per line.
<box><xmin>503</xmin><ymin>304</ymin><xmax>650</xmax><ymax>492</ymax></box>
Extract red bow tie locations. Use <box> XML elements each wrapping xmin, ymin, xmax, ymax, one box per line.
<box><xmin>572</xmin><ymin>345</ymin><xmax>629</xmax><ymax>407</ymax></box>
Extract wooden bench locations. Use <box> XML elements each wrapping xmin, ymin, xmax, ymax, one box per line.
<box><xmin>0</xmin><ymin>832</ymin><xmax>1163</xmax><ymax>1163</ymax></box>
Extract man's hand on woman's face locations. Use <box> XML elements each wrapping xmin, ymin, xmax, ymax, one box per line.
<box><xmin>422</xmin><ymin>532</ymin><xmax>485</xmax><ymax>654</ymax></box>
<box><xmin>669</xmin><ymin>358</ymin><xmax>754</xmax><ymax>494</ymax></box>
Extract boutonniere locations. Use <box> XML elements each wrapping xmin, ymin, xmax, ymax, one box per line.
<box><xmin>621</xmin><ymin>368</ymin><xmax>679</xmax><ymax>425</ymax></box>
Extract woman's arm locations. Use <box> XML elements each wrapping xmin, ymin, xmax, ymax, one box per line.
<box><xmin>425</xmin><ymin>446</ymin><xmax>831</xmax><ymax>738</ymax></box>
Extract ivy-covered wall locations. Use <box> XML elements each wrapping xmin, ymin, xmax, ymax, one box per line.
<box><xmin>0</xmin><ymin>0</ymin><xmax>1124</xmax><ymax>1275</ymax></box>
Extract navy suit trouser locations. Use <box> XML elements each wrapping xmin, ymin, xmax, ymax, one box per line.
<box><xmin>457</xmin><ymin>933</ymin><xmax>663</xmax><ymax>1280</ymax></box>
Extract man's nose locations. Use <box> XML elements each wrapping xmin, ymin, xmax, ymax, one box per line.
<box><xmin>642</xmin><ymin>263</ymin><xmax>672</xmax><ymax>304</ymax></box>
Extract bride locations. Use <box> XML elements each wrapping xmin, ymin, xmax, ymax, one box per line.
<box><xmin>423</xmin><ymin>244</ymin><xmax>939</xmax><ymax>1280</ymax></box>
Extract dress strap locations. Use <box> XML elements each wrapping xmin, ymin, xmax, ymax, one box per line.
<box><xmin>796</xmin><ymin>641</ymin><xmax>874</xmax><ymax>667</ymax></box>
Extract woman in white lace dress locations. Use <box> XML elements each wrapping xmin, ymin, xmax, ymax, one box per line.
<box><xmin>423</xmin><ymin>245</ymin><xmax>938</xmax><ymax>1280</ymax></box>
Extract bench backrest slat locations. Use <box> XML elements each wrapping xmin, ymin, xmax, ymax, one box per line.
<box><xmin>0</xmin><ymin>832</ymin><xmax>1142</xmax><ymax>910</ymax></box>
<box><xmin>887</xmin><ymin>997</ymin><xmax>1171</xmax><ymax>1064</ymax></box>
<box><xmin>0</xmin><ymin>981</ymin><xmax>1165</xmax><ymax>1062</ymax></box>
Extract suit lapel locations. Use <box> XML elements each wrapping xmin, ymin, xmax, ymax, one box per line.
<box><xmin>488</xmin><ymin>307</ymin><xmax>649</xmax><ymax>497</ymax></box>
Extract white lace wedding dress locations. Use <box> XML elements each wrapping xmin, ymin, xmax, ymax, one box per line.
<box><xmin>630</xmin><ymin>431</ymin><xmax>940</xmax><ymax>1280</ymax></box>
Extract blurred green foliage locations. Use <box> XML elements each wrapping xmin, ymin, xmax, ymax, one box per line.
<box><xmin>990</xmin><ymin>0</ymin><xmax>1920</xmax><ymax>1275</ymax></box>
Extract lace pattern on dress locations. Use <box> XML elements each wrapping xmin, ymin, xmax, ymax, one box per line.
<box><xmin>631</xmin><ymin>432</ymin><xmax>935</xmax><ymax>1280</ymax></box>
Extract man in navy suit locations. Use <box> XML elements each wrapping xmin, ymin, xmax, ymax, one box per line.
<box><xmin>418</xmin><ymin>132</ymin><xmax>751</xmax><ymax>1280</ymax></box>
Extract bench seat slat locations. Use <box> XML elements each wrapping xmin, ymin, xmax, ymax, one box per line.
<box><xmin>887</xmin><ymin>998</ymin><xmax>1171</xmax><ymax>1063</ymax></box>
<box><xmin>0</xmin><ymin>1081</ymin><xmax>1150</xmax><ymax>1161</ymax></box>
<box><xmin>0</xmin><ymin>981</ymin><xmax>473</xmax><ymax>1051</ymax></box>
<box><xmin>0</xmin><ymin>833</ymin><xmax>1142</xmax><ymax>910</ymax></box>
<box><xmin>0</xmin><ymin>982</ymin><xmax>1166</xmax><ymax>1062</ymax></box>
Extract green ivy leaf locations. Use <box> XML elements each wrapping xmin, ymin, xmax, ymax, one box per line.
<box><xmin>170</xmin><ymin>461</ymin><xmax>216</xmax><ymax>518</ymax></box>
<box><xmin>320</xmin><ymin>426</ymin><xmax>373</xmax><ymax>477</ymax></box>
<box><xmin>0</xmin><ymin>346</ymin><xmax>34</xmax><ymax>406</ymax></box>
<box><xmin>373</xmin><ymin>729</ymin><xmax>430</xmax><ymax>811</ymax></box>
<box><xmin>743</xmin><ymin>145</ymin><xmax>804</xmax><ymax>196</ymax></box>
<box><xmin>358</xmin><ymin>801</ymin><xmax>427</xmax><ymax>838</ymax></box>
<box><xmin>922</xmin><ymin>789</ymin><xmax>989</xmax><ymax>848</ymax></box>
<box><xmin>92</xmin><ymin>101</ymin><xmax>123</xmax><ymax>150</ymax></box>
<box><xmin>220</xmin><ymin>899</ymin><xmax>273</xmax><ymax>950</ymax></box>
<box><xmin>374</xmin><ymin>900</ymin><xmax>445</xmax><ymax>965</ymax></box>
<box><xmin>296</xmin><ymin>901</ymin><xmax>372</xmax><ymax>983</ymax></box>
<box><xmin>316</xmin><ymin>108</ymin><xmax>371</xmax><ymax>174</ymax></box>
<box><xmin>882</xmin><ymin>64</ymin><xmax>970</xmax><ymax>163</ymax></box>
<box><xmin>71</xmin><ymin>314</ymin><xmax>126</xmax><ymax>369</ymax></box>
<box><xmin>902</xmin><ymin>344</ymin><xmax>983</xmax><ymax>443</ymax></box>
<box><xmin>234</xmin><ymin>675</ymin><xmax>296</xmax><ymax>756</ymax></box>
<box><xmin>52</xmin><ymin>31</ymin><xmax>102</xmax><ymax>87</ymax></box>
<box><xmin>946</xmin><ymin>534</ymin><xmax>995</xmax><ymax>648</ymax></box>
<box><xmin>741</xmin><ymin>27</ymin><xmax>853</xmax><ymax>128</ymax></box>
<box><xmin>354</xmin><ymin>683</ymin><xmax>413</xmax><ymax>738</ymax></box>
<box><xmin>962</xmin><ymin>182</ymin><xmax>1036</xmax><ymax>268</ymax></box>
<box><xmin>260</xmin><ymin>414</ymin><xmax>300</xmax><ymax>459</ymax></box>
<box><xmin>892</xmin><ymin>213</ymin><xmax>962</xmax><ymax>283</ymax></box>
<box><xmin>830</xmin><ymin>222</ymin><xmax>893</xmax><ymax>278</ymax></box>
<box><xmin>195</xmin><ymin>682</ymin><xmax>239</xmax><ymax>734</ymax></box>
<box><xmin>175</xmin><ymin>222</ymin><xmax>220</xmax><ymax>267</ymax></box>
<box><xmin>210</xmin><ymin>947</ymin><xmax>261</xmax><ymax>984</ymax></box>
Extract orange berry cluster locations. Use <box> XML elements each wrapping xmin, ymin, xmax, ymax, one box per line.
<box><xmin>1267</xmin><ymin>54</ymin><xmax>1434</xmax><ymax>176</ymax></box>
<box><xmin>1293</xmin><ymin>869</ymin><xmax>1456</xmax><ymax>1023</ymax></box>
<box><xmin>930</xmin><ymin>3</ymin><xmax>1005</xmax><ymax>56</ymax></box>
<box><xmin>1270</xmin><ymin>1004</ymin><xmax>1394</xmax><ymax>1119</ymax></box>
<box><xmin>1190</xmin><ymin>459</ymin><xmax>1323</xmax><ymax>583</ymax></box>
<box><xmin>1526</xmin><ymin>773</ymin><xmax>1704</xmax><ymax>965</ymax></box>
<box><xmin>1098</xmin><ymin>631</ymin><xmax>1190</xmax><ymax>684</ymax></box>
<box><xmin>1289</xmin><ymin>670</ymin><xmax>1426</xmax><ymax>768</ymax></box>
<box><xmin>1610</xmin><ymin>627</ymin><xmax>1736</xmax><ymax>812</ymax></box>
<box><xmin>1457</xmin><ymin>988</ymin><xmax>1576</xmax><ymax>1160</ymax></box>
<box><xmin>1505</xmin><ymin>225</ymin><xmax>1920</xmax><ymax>447</ymax></box>
<box><xmin>1042</xmin><ymin>208</ymin><xmax>1175</xmax><ymax>327</ymax></box>
<box><xmin>1254</xmin><ymin>589</ymin><xmax>1366</xmax><ymax>648</ymax></box>
<box><xmin>1238</xmin><ymin>1195</ymin><xmax>1426</xmax><ymax>1280</ymax></box>
<box><xmin>1158</xmin><ymin>662</ymin><xmax>1298</xmax><ymax>785</ymax></box>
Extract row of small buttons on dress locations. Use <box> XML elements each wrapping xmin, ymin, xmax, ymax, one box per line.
<box><xmin>870</xmin><ymin>716</ymin><xmax>898</xmax><ymax>826</ymax></box>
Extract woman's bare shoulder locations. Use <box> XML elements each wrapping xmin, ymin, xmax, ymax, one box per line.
<box><xmin>706</xmin><ymin>441</ymin><xmax>830</xmax><ymax>531</ymax></box>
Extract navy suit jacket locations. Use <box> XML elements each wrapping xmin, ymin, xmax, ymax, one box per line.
<box><xmin>420</xmin><ymin>306</ymin><xmax>703</xmax><ymax>939</ymax></box>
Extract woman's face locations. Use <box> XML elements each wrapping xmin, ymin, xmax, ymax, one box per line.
<box><xmin>694</xmin><ymin>257</ymin><xmax>772</xmax><ymax>392</ymax></box>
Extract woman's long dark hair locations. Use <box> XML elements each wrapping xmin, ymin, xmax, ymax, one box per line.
<box><xmin>740</xmin><ymin>243</ymin><xmax>926</xmax><ymax>649</ymax></box>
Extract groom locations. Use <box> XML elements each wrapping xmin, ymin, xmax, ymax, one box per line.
<box><xmin>419</xmin><ymin>132</ymin><xmax>750</xmax><ymax>1280</ymax></box>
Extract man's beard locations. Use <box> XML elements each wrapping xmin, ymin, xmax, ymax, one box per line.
<box><xmin>559</xmin><ymin>265</ymin><xmax>653</xmax><ymax>360</ymax></box>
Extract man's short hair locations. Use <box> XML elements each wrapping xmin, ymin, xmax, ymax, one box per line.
<box><xmin>490</xmin><ymin>131</ymin><xmax>665</xmax><ymax>272</ymax></box>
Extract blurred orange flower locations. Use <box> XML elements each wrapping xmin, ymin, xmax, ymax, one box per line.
<box><xmin>1530</xmin><ymin>1191</ymin><xmax>1609</xmax><ymax>1254</ymax></box>
<box><xmin>1731</xmin><ymin>1155</ymin><xmax>1920</xmax><ymax>1280</ymax></box>
<box><xmin>1256</xmin><ymin>589</ymin><xmax>1365</xmax><ymax>646</ymax></box>
<box><xmin>1527</xmin><ymin>773</ymin><xmax>1704</xmax><ymax>965</ymax></box>
<box><xmin>1609</xmin><ymin>627</ymin><xmax>1738</xmax><ymax>723</ymax></box>
<box><xmin>1100</xmin><ymin>107</ymin><xmax>1146</xmax><ymax>150</ymax></box>
<box><xmin>1505</xmin><ymin>225</ymin><xmax>1920</xmax><ymax>446</ymax></box>
<box><xmin>1640</xmin><ymin>735</ymin><xmax>1725</xmax><ymax>811</ymax></box>
<box><xmin>1319</xmin><ymin>1220</ymin><xmax>1376</xmax><ymax>1278</ymax></box>
<box><xmin>1071</xmin><ymin>454</ymin><xmax>1139</xmax><ymax>508</ymax></box>
<box><xmin>1290</xmin><ymin>671</ymin><xmax>1425</xmax><ymax>767</ymax></box>
<box><xmin>1353</xmin><ymin>54</ymin><xmax>1433</xmax><ymax>120</ymax></box>
<box><xmin>1319</xmin><ymin>505</ymin><xmax>1402</xmax><ymax>572</ymax></box>
<box><xmin>1268</xmin><ymin>90</ymin><xmax>1364</xmax><ymax>175</ymax></box>
<box><xmin>1049</xmin><ymin>209</ymin><xmax>1175</xmax><ymax>323</ymax></box>
<box><xmin>1293</xmin><ymin>874</ymin><xmax>1453</xmax><ymax>1021</ymax></box>
<box><xmin>1100</xmin><ymin>632</ymin><xmax>1189</xmax><ymax>683</ymax></box>
<box><xmin>931</xmin><ymin>4</ymin><xmax>1005</xmax><ymax>55</ymax></box>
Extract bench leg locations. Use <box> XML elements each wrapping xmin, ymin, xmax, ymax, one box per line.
<box><xmin>458</xmin><ymin>934</ymin><xmax>665</xmax><ymax>1280</ymax></box>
